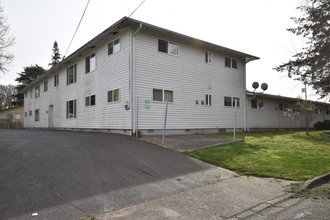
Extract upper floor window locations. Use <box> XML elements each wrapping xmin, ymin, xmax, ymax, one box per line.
<box><xmin>44</xmin><ymin>80</ymin><xmax>48</xmax><ymax>92</ymax></box>
<box><xmin>153</xmin><ymin>89</ymin><xmax>173</xmax><ymax>102</ymax></box>
<box><xmin>108</xmin><ymin>89</ymin><xmax>120</xmax><ymax>102</ymax></box>
<box><xmin>67</xmin><ymin>64</ymin><xmax>77</xmax><ymax>85</ymax></box>
<box><xmin>158</xmin><ymin>39</ymin><xmax>178</xmax><ymax>55</ymax></box>
<box><xmin>205</xmin><ymin>52</ymin><xmax>212</xmax><ymax>63</ymax></box>
<box><xmin>30</xmin><ymin>90</ymin><xmax>33</xmax><ymax>98</ymax></box>
<box><xmin>326</xmin><ymin>109</ymin><xmax>330</xmax><ymax>115</ymax></box>
<box><xmin>108</xmin><ymin>38</ymin><xmax>120</xmax><ymax>55</ymax></box>
<box><xmin>252</xmin><ymin>100</ymin><xmax>264</xmax><ymax>110</ymax></box>
<box><xmin>85</xmin><ymin>95</ymin><xmax>96</xmax><ymax>106</ymax></box>
<box><xmin>35</xmin><ymin>85</ymin><xmax>40</xmax><ymax>98</ymax></box>
<box><xmin>225</xmin><ymin>57</ymin><xmax>238</xmax><ymax>69</ymax></box>
<box><xmin>54</xmin><ymin>74</ymin><xmax>59</xmax><ymax>87</ymax></box>
<box><xmin>66</xmin><ymin>99</ymin><xmax>77</xmax><ymax>119</ymax></box>
<box><xmin>85</xmin><ymin>53</ymin><xmax>96</xmax><ymax>73</ymax></box>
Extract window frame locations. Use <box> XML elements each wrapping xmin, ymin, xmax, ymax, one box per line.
<box><xmin>29</xmin><ymin>110</ymin><xmax>32</xmax><ymax>117</ymax></box>
<box><xmin>66</xmin><ymin>99</ymin><xmax>77</xmax><ymax>119</ymax></box>
<box><xmin>107</xmin><ymin>89</ymin><xmax>120</xmax><ymax>103</ymax></box>
<box><xmin>205</xmin><ymin>52</ymin><xmax>212</xmax><ymax>63</ymax></box>
<box><xmin>225</xmin><ymin>57</ymin><xmax>238</xmax><ymax>69</ymax></box>
<box><xmin>224</xmin><ymin>96</ymin><xmax>240</xmax><ymax>108</ymax></box>
<box><xmin>35</xmin><ymin>109</ymin><xmax>39</xmax><ymax>121</ymax></box>
<box><xmin>152</xmin><ymin>88</ymin><xmax>174</xmax><ymax>103</ymax></box>
<box><xmin>54</xmin><ymin>74</ymin><xmax>59</xmax><ymax>87</ymax></box>
<box><xmin>108</xmin><ymin>38</ymin><xmax>120</xmax><ymax>55</ymax></box>
<box><xmin>85</xmin><ymin>95</ymin><xmax>96</xmax><ymax>107</ymax></box>
<box><xmin>35</xmin><ymin>85</ymin><xmax>40</xmax><ymax>98</ymax></box>
<box><xmin>67</xmin><ymin>64</ymin><xmax>77</xmax><ymax>85</ymax></box>
<box><xmin>251</xmin><ymin>100</ymin><xmax>264</xmax><ymax>110</ymax></box>
<box><xmin>85</xmin><ymin>52</ymin><xmax>96</xmax><ymax>73</ymax></box>
<box><xmin>205</xmin><ymin>94</ymin><xmax>212</xmax><ymax>106</ymax></box>
<box><xmin>158</xmin><ymin>39</ymin><xmax>178</xmax><ymax>56</ymax></box>
<box><xmin>44</xmin><ymin>80</ymin><xmax>48</xmax><ymax>92</ymax></box>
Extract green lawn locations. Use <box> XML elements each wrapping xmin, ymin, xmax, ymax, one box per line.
<box><xmin>184</xmin><ymin>131</ymin><xmax>330</xmax><ymax>181</ymax></box>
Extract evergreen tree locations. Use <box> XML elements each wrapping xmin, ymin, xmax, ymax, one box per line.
<box><xmin>49</xmin><ymin>41</ymin><xmax>61</xmax><ymax>67</ymax></box>
<box><xmin>15</xmin><ymin>65</ymin><xmax>46</xmax><ymax>105</ymax></box>
<box><xmin>275</xmin><ymin>0</ymin><xmax>330</xmax><ymax>99</ymax></box>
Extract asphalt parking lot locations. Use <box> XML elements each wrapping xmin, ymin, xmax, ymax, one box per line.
<box><xmin>0</xmin><ymin>129</ymin><xmax>231</xmax><ymax>219</ymax></box>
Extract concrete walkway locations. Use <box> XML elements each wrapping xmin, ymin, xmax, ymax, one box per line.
<box><xmin>141</xmin><ymin>135</ymin><xmax>242</xmax><ymax>152</ymax></box>
<box><xmin>95</xmin><ymin>176</ymin><xmax>296</xmax><ymax>220</ymax></box>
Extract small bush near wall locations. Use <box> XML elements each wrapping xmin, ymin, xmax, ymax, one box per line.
<box><xmin>314</xmin><ymin>120</ymin><xmax>330</xmax><ymax>130</ymax></box>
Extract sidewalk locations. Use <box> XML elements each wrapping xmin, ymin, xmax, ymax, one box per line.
<box><xmin>94</xmin><ymin>176</ymin><xmax>296</xmax><ymax>220</ymax></box>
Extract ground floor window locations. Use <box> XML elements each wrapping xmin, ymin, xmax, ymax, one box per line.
<box><xmin>108</xmin><ymin>89</ymin><xmax>120</xmax><ymax>102</ymax></box>
<box><xmin>252</xmin><ymin>100</ymin><xmax>264</xmax><ymax>110</ymax></box>
<box><xmin>206</xmin><ymin>94</ymin><xmax>212</xmax><ymax>106</ymax></box>
<box><xmin>153</xmin><ymin>89</ymin><xmax>173</xmax><ymax>102</ymax></box>
<box><xmin>224</xmin><ymin>96</ymin><xmax>240</xmax><ymax>107</ymax></box>
<box><xmin>35</xmin><ymin>109</ymin><xmax>39</xmax><ymax>121</ymax></box>
<box><xmin>66</xmin><ymin>99</ymin><xmax>77</xmax><ymax>119</ymax></box>
<box><xmin>29</xmin><ymin>110</ymin><xmax>32</xmax><ymax>116</ymax></box>
<box><xmin>85</xmin><ymin>95</ymin><xmax>96</xmax><ymax>106</ymax></box>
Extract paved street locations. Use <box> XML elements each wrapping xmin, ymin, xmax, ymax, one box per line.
<box><xmin>0</xmin><ymin>129</ymin><xmax>234</xmax><ymax>219</ymax></box>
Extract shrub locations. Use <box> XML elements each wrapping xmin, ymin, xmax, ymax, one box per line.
<box><xmin>314</xmin><ymin>120</ymin><xmax>330</xmax><ymax>130</ymax></box>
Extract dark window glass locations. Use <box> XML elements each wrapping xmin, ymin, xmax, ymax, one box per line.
<box><xmin>251</xmin><ymin>100</ymin><xmax>257</xmax><ymax>108</ymax></box>
<box><xmin>158</xmin><ymin>39</ymin><xmax>168</xmax><ymax>53</ymax></box>
<box><xmin>232</xmin><ymin>59</ymin><xmax>238</xmax><ymax>68</ymax></box>
<box><xmin>225</xmin><ymin>57</ymin><xmax>231</xmax><ymax>67</ymax></box>
<box><xmin>279</xmin><ymin>103</ymin><xmax>284</xmax><ymax>111</ymax></box>
<box><xmin>108</xmin><ymin>42</ymin><xmax>113</xmax><ymax>55</ymax></box>
<box><xmin>85</xmin><ymin>56</ymin><xmax>90</xmax><ymax>73</ymax></box>
<box><xmin>108</xmin><ymin>91</ymin><xmax>113</xmax><ymax>102</ymax></box>
<box><xmin>91</xmin><ymin>95</ymin><xmax>95</xmax><ymax>106</ymax></box>
<box><xmin>224</xmin><ymin>96</ymin><xmax>232</xmax><ymax>106</ymax></box>
<box><xmin>153</xmin><ymin>89</ymin><xmax>163</xmax><ymax>101</ymax></box>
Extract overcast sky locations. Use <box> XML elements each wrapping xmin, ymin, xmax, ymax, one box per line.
<box><xmin>1</xmin><ymin>0</ymin><xmax>326</xmax><ymax>102</ymax></box>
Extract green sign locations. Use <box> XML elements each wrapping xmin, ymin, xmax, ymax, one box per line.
<box><xmin>145</xmin><ymin>100</ymin><xmax>150</xmax><ymax>109</ymax></box>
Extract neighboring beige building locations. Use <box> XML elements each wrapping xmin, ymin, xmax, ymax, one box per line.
<box><xmin>246</xmin><ymin>92</ymin><xmax>330</xmax><ymax>131</ymax></box>
<box><xmin>0</xmin><ymin>105</ymin><xmax>24</xmax><ymax>128</ymax></box>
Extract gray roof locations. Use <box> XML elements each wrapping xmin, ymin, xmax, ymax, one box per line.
<box><xmin>246</xmin><ymin>91</ymin><xmax>330</xmax><ymax>106</ymax></box>
<box><xmin>21</xmin><ymin>17</ymin><xmax>259</xmax><ymax>93</ymax></box>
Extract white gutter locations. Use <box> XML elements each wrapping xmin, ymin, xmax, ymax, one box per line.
<box><xmin>132</xmin><ymin>23</ymin><xmax>143</xmax><ymax>135</ymax></box>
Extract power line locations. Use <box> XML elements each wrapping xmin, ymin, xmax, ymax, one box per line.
<box><xmin>128</xmin><ymin>0</ymin><xmax>146</xmax><ymax>18</ymax></box>
<box><xmin>63</xmin><ymin>0</ymin><xmax>91</xmax><ymax>58</ymax></box>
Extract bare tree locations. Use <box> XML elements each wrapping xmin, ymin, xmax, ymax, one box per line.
<box><xmin>0</xmin><ymin>3</ymin><xmax>14</xmax><ymax>73</ymax></box>
<box><xmin>0</xmin><ymin>84</ymin><xmax>17</xmax><ymax>110</ymax></box>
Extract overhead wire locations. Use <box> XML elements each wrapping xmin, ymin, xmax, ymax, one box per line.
<box><xmin>128</xmin><ymin>0</ymin><xmax>146</xmax><ymax>18</ymax></box>
<box><xmin>63</xmin><ymin>0</ymin><xmax>91</xmax><ymax>58</ymax></box>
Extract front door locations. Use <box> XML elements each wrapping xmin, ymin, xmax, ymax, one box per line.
<box><xmin>48</xmin><ymin>105</ymin><xmax>53</xmax><ymax>128</ymax></box>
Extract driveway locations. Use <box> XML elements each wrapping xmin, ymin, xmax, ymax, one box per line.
<box><xmin>0</xmin><ymin>130</ymin><xmax>235</xmax><ymax>219</ymax></box>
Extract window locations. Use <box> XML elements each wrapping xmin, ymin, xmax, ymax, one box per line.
<box><xmin>224</xmin><ymin>96</ymin><xmax>240</xmax><ymax>107</ymax></box>
<box><xmin>25</xmin><ymin>112</ymin><xmax>27</xmax><ymax>117</ymax></box>
<box><xmin>205</xmin><ymin>52</ymin><xmax>212</xmax><ymax>63</ymax></box>
<box><xmin>108</xmin><ymin>38</ymin><xmax>120</xmax><ymax>55</ymax></box>
<box><xmin>30</xmin><ymin>90</ymin><xmax>33</xmax><ymax>98</ymax></box>
<box><xmin>85</xmin><ymin>95</ymin><xmax>96</xmax><ymax>106</ymax></box>
<box><xmin>35</xmin><ymin>109</ymin><xmax>39</xmax><ymax>121</ymax></box>
<box><xmin>233</xmin><ymin>97</ymin><xmax>240</xmax><ymax>107</ymax></box>
<box><xmin>279</xmin><ymin>103</ymin><xmax>289</xmax><ymax>111</ymax></box>
<box><xmin>66</xmin><ymin>100</ymin><xmax>77</xmax><ymax>119</ymax></box>
<box><xmin>44</xmin><ymin>80</ymin><xmax>48</xmax><ymax>92</ymax></box>
<box><xmin>206</xmin><ymin>94</ymin><xmax>212</xmax><ymax>106</ymax></box>
<box><xmin>153</xmin><ymin>89</ymin><xmax>173</xmax><ymax>102</ymax></box>
<box><xmin>252</xmin><ymin>100</ymin><xmax>264</xmax><ymax>110</ymax></box>
<box><xmin>54</xmin><ymin>74</ymin><xmax>59</xmax><ymax>87</ymax></box>
<box><xmin>158</xmin><ymin>39</ymin><xmax>178</xmax><ymax>55</ymax></box>
<box><xmin>35</xmin><ymin>86</ymin><xmax>40</xmax><ymax>98</ymax></box>
<box><xmin>224</xmin><ymin>96</ymin><xmax>232</xmax><ymax>106</ymax></box>
<box><xmin>225</xmin><ymin>57</ymin><xmax>238</xmax><ymax>69</ymax></box>
<box><xmin>29</xmin><ymin>110</ymin><xmax>32</xmax><ymax>116</ymax></box>
<box><xmin>85</xmin><ymin>53</ymin><xmax>96</xmax><ymax>73</ymax></box>
<box><xmin>7</xmin><ymin>114</ymin><xmax>13</xmax><ymax>119</ymax></box>
<box><xmin>326</xmin><ymin>109</ymin><xmax>330</xmax><ymax>115</ymax></box>
<box><xmin>67</xmin><ymin>64</ymin><xmax>77</xmax><ymax>85</ymax></box>
<box><xmin>108</xmin><ymin>89</ymin><xmax>120</xmax><ymax>102</ymax></box>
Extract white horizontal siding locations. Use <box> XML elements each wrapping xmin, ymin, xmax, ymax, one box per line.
<box><xmin>135</xmin><ymin>30</ymin><xmax>244</xmax><ymax>130</ymax></box>
<box><xmin>24</xmin><ymin>28</ymin><xmax>131</xmax><ymax>130</ymax></box>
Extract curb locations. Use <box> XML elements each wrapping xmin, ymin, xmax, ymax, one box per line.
<box><xmin>303</xmin><ymin>172</ymin><xmax>330</xmax><ymax>189</ymax></box>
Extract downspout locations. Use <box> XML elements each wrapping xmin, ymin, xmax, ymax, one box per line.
<box><xmin>132</xmin><ymin>23</ymin><xmax>143</xmax><ymax>135</ymax></box>
<box><xmin>243</xmin><ymin>59</ymin><xmax>247</xmax><ymax>132</ymax></box>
